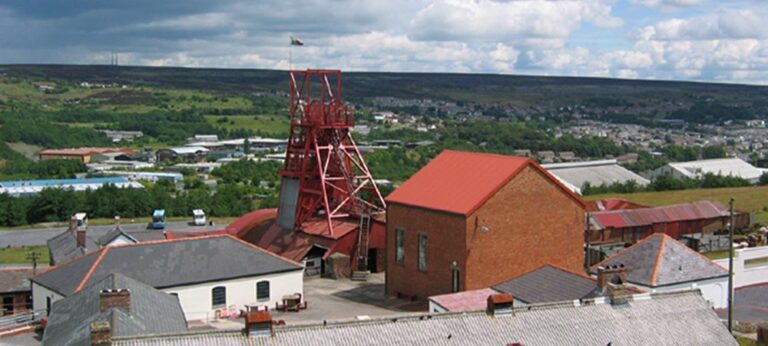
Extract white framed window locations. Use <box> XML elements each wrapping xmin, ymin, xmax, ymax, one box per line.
<box><xmin>418</xmin><ymin>233</ymin><xmax>428</xmax><ymax>272</ymax></box>
<box><xmin>395</xmin><ymin>228</ymin><xmax>405</xmax><ymax>265</ymax></box>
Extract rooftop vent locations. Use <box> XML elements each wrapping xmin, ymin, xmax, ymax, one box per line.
<box><xmin>487</xmin><ymin>293</ymin><xmax>514</xmax><ymax>317</ymax></box>
<box><xmin>245</xmin><ymin>311</ymin><xmax>274</xmax><ymax>337</ymax></box>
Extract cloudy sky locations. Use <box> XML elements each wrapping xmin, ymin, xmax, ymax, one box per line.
<box><xmin>1</xmin><ymin>0</ymin><xmax>767</xmax><ymax>84</ymax></box>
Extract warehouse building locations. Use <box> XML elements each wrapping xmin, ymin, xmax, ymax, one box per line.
<box><xmin>543</xmin><ymin>159</ymin><xmax>650</xmax><ymax>195</ymax></box>
<box><xmin>385</xmin><ymin>150</ymin><xmax>587</xmax><ymax>299</ymax></box>
<box><xmin>588</xmin><ymin>200</ymin><xmax>751</xmax><ymax>245</ymax></box>
<box><xmin>0</xmin><ymin>177</ymin><xmax>144</xmax><ymax>197</ymax></box>
<box><xmin>651</xmin><ymin>157</ymin><xmax>767</xmax><ymax>184</ymax></box>
<box><xmin>38</xmin><ymin>147</ymin><xmax>134</xmax><ymax>164</ymax></box>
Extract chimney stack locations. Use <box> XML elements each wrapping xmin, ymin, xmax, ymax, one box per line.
<box><xmin>100</xmin><ymin>289</ymin><xmax>131</xmax><ymax>313</ymax></box>
<box><xmin>486</xmin><ymin>293</ymin><xmax>514</xmax><ymax>317</ymax></box>
<box><xmin>69</xmin><ymin>216</ymin><xmax>78</xmax><ymax>232</ymax></box>
<box><xmin>245</xmin><ymin>311</ymin><xmax>274</xmax><ymax>337</ymax></box>
<box><xmin>90</xmin><ymin>321</ymin><xmax>111</xmax><ymax>346</ymax></box>
<box><xmin>76</xmin><ymin>230</ymin><xmax>87</xmax><ymax>248</ymax></box>
<box><xmin>597</xmin><ymin>264</ymin><xmax>627</xmax><ymax>289</ymax></box>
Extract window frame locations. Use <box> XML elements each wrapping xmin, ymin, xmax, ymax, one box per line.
<box><xmin>395</xmin><ymin>227</ymin><xmax>405</xmax><ymax>265</ymax></box>
<box><xmin>211</xmin><ymin>286</ymin><xmax>227</xmax><ymax>308</ymax></box>
<box><xmin>417</xmin><ymin>233</ymin><xmax>428</xmax><ymax>272</ymax></box>
<box><xmin>256</xmin><ymin>281</ymin><xmax>270</xmax><ymax>301</ymax></box>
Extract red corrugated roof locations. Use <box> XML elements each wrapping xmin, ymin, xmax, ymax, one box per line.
<box><xmin>587</xmin><ymin>198</ymin><xmax>649</xmax><ymax>212</ymax></box>
<box><xmin>386</xmin><ymin>150</ymin><xmax>585</xmax><ymax>216</ymax></box>
<box><xmin>591</xmin><ymin>200</ymin><xmax>728</xmax><ymax>229</ymax></box>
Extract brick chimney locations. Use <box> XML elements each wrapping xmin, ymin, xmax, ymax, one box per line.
<box><xmin>100</xmin><ymin>289</ymin><xmax>131</xmax><ymax>313</ymax></box>
<box><xmin>69</xmin><ymin>216</ymin><xmax>78</xmax><ymax>232</ymax></box>
<box><xmin>596</xmin><ymin>264</ymin><xmax>627</xmax><ymax>289</ymax></box>
<box><xmin>486</xmin><ymin>293</ymin><xmax>514</xmax><ymax>317</ymax></box>
<box><xmin>76</xmin><ymin>230</ymin><xmax>87</xmax><ymax>248</ymax></box>
<box><xmin>245</xmin><ymin>311</ymin><xmax>274</xmax><ymax>337</ymax></box>
<box><xmin>90</xmin><ymin>321</ymin><xmax>111</xmax><ymax>346</ymax></box>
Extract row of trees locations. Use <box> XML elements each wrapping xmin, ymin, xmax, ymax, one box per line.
<box><xmin>0</xmin><ymin>182</ymin><xmax>259</xmax><ymax>227</ymax></box>
<box><xmin>581</xmin><ymin>173</ymin><xmax>757</xmax><ymax>196</ymax></box>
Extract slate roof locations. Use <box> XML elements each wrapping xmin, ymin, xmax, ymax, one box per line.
<box><xmin>112</xmin><ymin>291</ymin><xmax>736</xmax><ymax>346</ymax></box>
<box><xmin>492</xmin><ymin>265</ymin><xmax>602</xmax><ymax>304</ymax></box>
<box><xmin>47</xmin><ymin>229</ymin><xmax>99</xmax><ymax>265</ymax></box>
<box><xmin>0</xmin><ymin>268</ymin><xmax>34</xmax><ymax>293</ymax></box>
<box><xmin>98</xmin><ymin>226</ymin><xmax>138</xmax><ymax>245</ymax></box>
<box><xmin>32</xmin><ymin>235</ymin><xmax>303</xmax><ymax>296</ymax></box>
<box><xmin>42</xmin><ymin>273</ymin><xmax>187</xmax><ymax>346</ymax></box>
<box><xmin>592</xmin><ymin>233</ymin><xmax>728</xmax><ymax>287</ymax></box>
<box><xmin>385</xmin><ymin>150</ymin><xmax>585</xmax><ymax>216</ymax></box>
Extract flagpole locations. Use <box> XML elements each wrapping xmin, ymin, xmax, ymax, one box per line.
<box><xmin>289</xmin><ymin>42</ymin><xmax>292</xmax><ymax>71</ymax></box>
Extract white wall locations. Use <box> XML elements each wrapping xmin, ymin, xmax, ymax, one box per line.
<box><xmin>631</xmin><ymin>276</ymin><xmax>728</xmax><ymax>308</ymax></box>
<box><xmin>164</xmin><ymin>270</ymin><xmax>304</xmax><ymax>321</ymax></box>
<box><xmin>105</xmin><ymin>234</ymin><xmax>136</xmax><ymax>246</ymax></box>
<box><xmin>31</xmin><ymin>283</ymin><xmax>64</xmax><ymax>315</ymax></box>
<box><xmin>32</xmin><ymin>270</ymin><xmax>303</xmax><ymax>322</ymax></box>
<box><xmin>714</xmin><ymin>245</ymin><xmax>768</xmax><ymax>288</ymax></box>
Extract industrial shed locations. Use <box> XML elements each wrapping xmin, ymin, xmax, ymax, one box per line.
<box><xmin>651</xmin><ymin>157</ymin><xmax>767</xmax><ymax>184</ymax></box>
<box><xmin>543</xmin><ymin>159</ymin><xmax>650</xmax><ymax>195</ymax></box>
<box><xmin>588</xmin><ymin>200</ymin><xmax>750</xmax><ymax>245</ymax></box>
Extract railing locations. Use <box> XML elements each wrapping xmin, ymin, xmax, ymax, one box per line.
<box><xmin>0</xmin><ymin>309</ymin><xmax>45</xmax><ymax>331</ymax></box>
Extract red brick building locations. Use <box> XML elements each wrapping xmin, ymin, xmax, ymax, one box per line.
<box><xmin>385</xmin><ymin>150</ymin><xmax>587</xmax><ymax>299</ymax></box>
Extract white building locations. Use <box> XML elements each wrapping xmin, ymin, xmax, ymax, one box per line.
<box><xmin>592</xmin><ymin>233</ymin><xmax>729</xmax><ymax>308</ymax></box>
<box><xmin>32</xmin><ymin>235</ymin><xmax>304</xmax><ymax>321</ymax></box>
<box><xmin>652</xmin><ymin>157</ymin><xmax>767</xmax><ymax>184</ymax></box>
<box><xmin>543</xmin><ymin>159</ymin><xmax>650</xmax><ymax>195</ymax></box>
<box><xmin>714</xmin><ymin>244</ymin><xmax>768</xmax><ymax>288</ymax></box>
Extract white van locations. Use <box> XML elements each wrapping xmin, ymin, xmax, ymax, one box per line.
<box><xmin>192</xmin><ymin>209</ymin><xmax>206</xmax><ymax>226</ymax></box>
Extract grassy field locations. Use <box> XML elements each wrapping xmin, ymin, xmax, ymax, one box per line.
<box><xmin>0</xmin><ymin>245</ymin><xmax>49</xmax><ymax>264</ymax></box>
<box><xmin>585</xmin><ymin>185</ymin><xmax>768</xmax><ymax>224</ymax></box>
<box><xmin>205</xmin><ymin>114</ymin><xmax>289</xmax><ymax>134</ymax></box>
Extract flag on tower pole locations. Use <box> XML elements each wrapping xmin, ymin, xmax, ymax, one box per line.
<box><xmin>289</xmin><ymin>35</ymin><xmax>304</xmax><ymax>70</ymax></box>
<box><xmin>290</xmin><ymin>36</ymin><xmax>304</xmax><ymax>46</ymax></box>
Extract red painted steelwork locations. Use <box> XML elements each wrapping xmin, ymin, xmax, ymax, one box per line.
<box><xmin>282</xmin><ymin>69</ymin><xmax>385</xmax><ymax>238</ymax></box>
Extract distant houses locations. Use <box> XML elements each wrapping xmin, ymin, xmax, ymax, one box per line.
<box><xmin>38</xmin><ymin>147</ymin><xmax>135</xmax><ymax>164</ymax></box>
<box><xmin>0</xmin><ymin>177</ymin><xmax>144</xmax><ymax>197</ymax></box>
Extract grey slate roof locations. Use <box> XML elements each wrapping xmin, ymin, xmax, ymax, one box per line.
<box><xmin>112</xmin><ymin>290</ymin><xmax>736</xmax><ymax>346</ymax></box>
<box><xmin>592</xmin><ymin>233</ymin><xmax>728</xmax><ymax>287</ymax></box>
<box><xmin>492</xmin><ymin>265</ymin><xmax>601</xmax><ymax>303</ymax></box>
<box><xmin>0</xmin><ymin>268</ymin><xmax>34</xmax><ymax>293</ymax></box>
<box><xmin>33</xmin><ymin>235</ymin><xmax>302</xmax><ymax>296</ymax></box>
<box><xmin>47</xmin><ymin>229</ymin><xmax>99</xmax><ymax>265</ymax></box>
<box><xmin>98</xmin><ymin>226</ymin><xmax>138</xmax><ymax>245</ymax></box>
<box><xmin>43</xmin><ymin>273</ymin><xmax>187</xmax><ymax>346</ymax></box>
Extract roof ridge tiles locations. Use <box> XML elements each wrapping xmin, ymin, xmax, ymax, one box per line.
<box><xmin>650</xmin><ymin>234</ymin><xmax>667</xmax><ymax>286</ymax></box>
<box><xmin>75</xmin><ymin>246</ymin><xmax>111</xmax><ymax>292</ymax></box>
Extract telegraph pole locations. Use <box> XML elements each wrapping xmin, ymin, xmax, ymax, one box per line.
<box><xmin>585</xmin><ymin>213</ymin><xmax>592</xmax><ymax>271</ymax></box>
<box><xmin>727</xmin><ymin>198</ymin><xmax>735</xmax><ymax>333</ymax></box>
<box><xmin>26</xmin><ymin>251</ymin><xmax>41</xmax><ymax>275</ymax></box>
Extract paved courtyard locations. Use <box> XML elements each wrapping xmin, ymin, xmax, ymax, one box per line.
<box><xmin>716</xmin><ymin>282</ymin><xmax>768</xmax><ymax>324</ymax></box>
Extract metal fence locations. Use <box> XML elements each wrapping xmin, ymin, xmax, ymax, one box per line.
<box><xmin>0</xmin><ymin>309</ymin><xmax>45</xmax><ymax>331</ymax></box>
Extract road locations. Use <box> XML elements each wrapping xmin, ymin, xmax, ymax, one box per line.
<box><xmin>0</xmin><ymin>221</ymin><xmax>228</xmax><ymax>247</ymax></box>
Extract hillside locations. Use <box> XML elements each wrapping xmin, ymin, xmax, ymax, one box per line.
<box><xmin>3</xmin><ymin>64</ymin><xmax>768</xmax><ymax>112</ymax></box>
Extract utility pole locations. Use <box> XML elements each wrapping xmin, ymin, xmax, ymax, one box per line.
<box><xmin>727</xmin><ymin>198</ymin><xmax>735</xmax><ymax>333</ymax></box>
<box><xmin>26</xmin><ymin>251</ymin><xmax>41</xmax><ymax>275</ymax></box>
<box><xmin>585</xmin><ymin>213</ymin><xmax>592</xmax><ymax>271</ymax></box>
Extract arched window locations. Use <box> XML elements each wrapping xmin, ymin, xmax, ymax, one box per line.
<box><xmin>256</xmin><ymin>281</ymin><xmax>270</xmax><ymax>301</ymax></box>
<box><xmin>212</xmin><ymin>286</ymin><xmax>226</xmax><ymax>308</ymax></box>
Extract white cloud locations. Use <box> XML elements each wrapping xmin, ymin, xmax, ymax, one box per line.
<box><xmin>631</xmin><ymin>0</ymin><xmax>706</xmax><ymax>8</ymax></box>
<box><xmin>410</xmin><ymin>0</ymin><xmax>622</xmax><ymax>44</ymax></box>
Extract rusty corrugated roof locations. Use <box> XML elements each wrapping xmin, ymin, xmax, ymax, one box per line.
<box><xmin>591</xmin><ymin>200</ymin><xmax>728</xmax><ymax>229</ymax></box>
